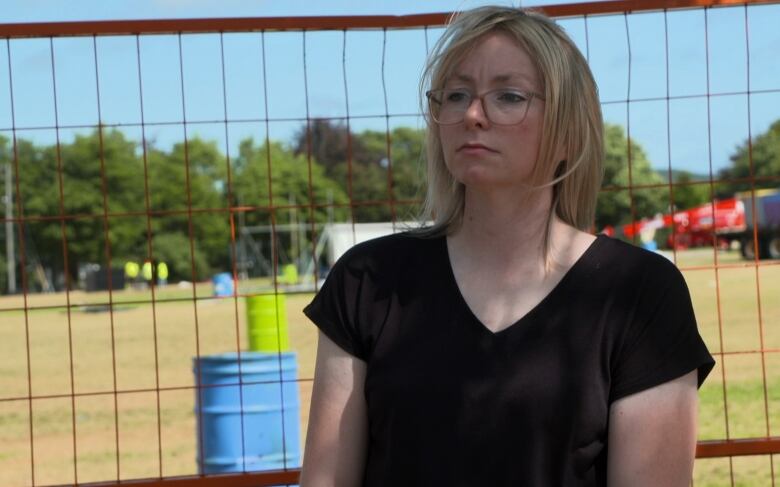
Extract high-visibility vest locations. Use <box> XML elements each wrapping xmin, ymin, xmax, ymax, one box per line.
<box><xmin>142</xmin><ymin>261</ymin><xmax>153</xmax><ymax>281</ymax></box>
<box><xmin>125</xmin><ymin>261</ymin><xmax>139</xmax><ymax>279</ymax></box>
<box><xmin>157</xmin><ymin>262</ymin><xmax>169</xmax><ymax>280</ymax></box>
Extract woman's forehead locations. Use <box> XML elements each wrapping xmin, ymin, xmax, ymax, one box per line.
<box><xmin>445</xmin><ymin>32</ymin><xmax>541</xmax><ymax>87</ymax></box>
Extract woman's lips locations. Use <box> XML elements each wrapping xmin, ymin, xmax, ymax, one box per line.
<box><xmin>458</xmin><ymin>143</ymin><xmax>497</xmax><ymax>153</ymax></box>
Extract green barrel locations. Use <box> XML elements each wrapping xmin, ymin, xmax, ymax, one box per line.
<box><xmin>246</xmin><ymin>294</ymin><xmax>290</xmax><ymax>352</ymax></box>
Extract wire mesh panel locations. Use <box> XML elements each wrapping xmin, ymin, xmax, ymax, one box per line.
<box><xmin>0</xmin><ymin>1</ymin><xmax>779</xmax><ymax>485</ymax></box>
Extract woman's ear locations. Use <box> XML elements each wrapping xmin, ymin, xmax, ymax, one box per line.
<box><xmin>554</xmin><ymin>159</ymin><xmax>567</xmax><ymax>179</ymax></box>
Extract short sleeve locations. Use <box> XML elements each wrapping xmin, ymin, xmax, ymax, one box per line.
<box><xmin>303</xmin><ymin>254</ymin><xmax>368</xmax><ymax>361</ymax></box>
<box><xmin>609</xmin><ymin>263</ymin><xmax>715</xmax><ymax>403</ymax></box>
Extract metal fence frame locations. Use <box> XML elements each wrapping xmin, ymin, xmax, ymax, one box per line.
<box><xmin>2</xmin><ymin>0</ymin><xmax>779</xmax><ymax>484</ymax></box>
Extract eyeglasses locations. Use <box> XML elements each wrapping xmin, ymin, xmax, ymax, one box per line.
<box><xmin>426</xmin><ymin>88</ymin><xmax>544</xmax><ymax>126</ymax></box>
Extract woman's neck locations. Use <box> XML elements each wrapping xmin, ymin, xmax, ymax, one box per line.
<box><xmin>453</xmin><ymin>186</ymin><xmax>553</xmax><ymax>259</ymax></box>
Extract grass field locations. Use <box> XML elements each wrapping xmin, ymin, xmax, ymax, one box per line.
<box><xmin>0</xmin><ymin>247</ymin><xmax>778</xmax><ymax>486</ymax></box>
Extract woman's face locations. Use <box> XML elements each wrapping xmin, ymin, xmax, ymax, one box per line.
<box><xmin>438</xmin><ymin>32</ymin><xmax>545</xmax><ymax>191</ymax></box>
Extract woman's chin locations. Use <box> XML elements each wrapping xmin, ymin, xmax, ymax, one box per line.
<box><xmin>450</xmin><ymin>164</ymin><xmax>498</xmax><ymax>184</ymax></box>
<box><xmin>454</xmin><ymin>173</ymin><xmax>496</xmax><ymax>188</ymax></box>
<box><xmin>454</xmin><ymin>170</ymin><xmax>527</xmax><ymax>191</ymax></box>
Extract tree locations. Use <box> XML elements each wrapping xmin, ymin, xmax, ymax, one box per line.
<box><xmin>595</xmin><ymin>124</ymin><xmax>668</xmax><ymax>229</ymax></box>
<box><xmin>233</xmin><ymin>138</ymin><xmax>350</xmax><ymax>225</ymax></box>
<box><xmin>293</xmin><ymin>120</ymin><xmax>427</xmax><ymax>223</ymax></box>
<box><xmin>2</xmin><ymin>130</ymin><xmax>360</xmax><ymax>286</ymax></box>
<box><xmin>329</xmin><ymin>157</ymin><xmax>391</xmax><ymax>222</ymax></box>
<box><xmin>0</xmin><ymin>136</ymin><xmax>54</xmax><ymax>291</ymax></box>
<box><xmin>359</xmin><ymin>127</ymin><xmax>427</xmax><ymax>202</ymax></box>
<box><xmin>151</xmin><ymin>232</ymin><xmax>210</xmax><ymax>283</ymax></box>
<box><xmin>231</xmin><ymin>138</ymin><xmax>350</xmax><ymax>274</ymax></box>
<box><xmin>294</xmin><ymin>119</ymin><xmax>349</xmax><ymax>177</ymax></box>
<box><xmin>12</xmin><ymin>128</ymin><xmax>145</xmax><ymax>285</ymax></box>
<box><xmin>8</xmin><ymin>131</ymin><xmax>239</xmax><ymax>284</ymax></box>
<box><xmin>670</xmin><ymin>171</ymin><xmax>710</xmax><ymax>210</ymax></box>
<box><xmin>293</xmin><ymin>120</ymin><xmax>389</xmax><ymax>221</ymax></box>
<box><xmin>147</xmin><ymin>137</ymin><xmax>230</xmax><ymax>280</ymax></box>
<box><xmin>717</xmin><ymin>118</ymin><xmax>780</xmax><ymax>197</ymax></box>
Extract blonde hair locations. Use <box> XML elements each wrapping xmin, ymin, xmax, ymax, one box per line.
<box><xmin>416</xmin><ymin>6</ymin><xmax>603</xmax><ymax>246</ymax></box>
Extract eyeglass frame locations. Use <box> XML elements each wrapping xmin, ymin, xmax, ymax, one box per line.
<box><xmin>425</xmin><ymin>87</ymin><xmax>545</xmax><ymax>126</ymax></box>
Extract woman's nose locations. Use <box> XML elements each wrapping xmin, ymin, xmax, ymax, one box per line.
<box><xmin>463</xmin><ymin>96</ymin><xmax>490</xmax><ymax>128</ymax></box>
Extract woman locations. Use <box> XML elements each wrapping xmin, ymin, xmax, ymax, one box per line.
<box><xmin>300</xmin><ymin>6</ymin><xmax>714</xmax><ymax>486</ymax></box>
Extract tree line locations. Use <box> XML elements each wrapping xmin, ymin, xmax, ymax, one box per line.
<box><xmin>0</xmin><ymin>118</ymin><xmax>777</xmax><ymax>292</ymax></box>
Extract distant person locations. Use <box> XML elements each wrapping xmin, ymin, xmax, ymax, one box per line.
<box><xmin>124</xmin><ymin>260</ymin><xmax>139</xmax><ymax>289</ymax></box>
<box><xmin>141</xmin><ymin>260</ymin><xmax>153</xmax><ymax>287</ymax></box>
<box><xmin>300</xmin><ymin>6</ymin><xmax>714</xmax><ymax>487</ymax></box>
<box><xmin>157</xmin><ymin>261</ymin><xmax>169</xmax><ymax>287</ymax></box>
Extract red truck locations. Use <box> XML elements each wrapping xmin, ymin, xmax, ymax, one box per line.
<box><xmin>618</xmin><ymin>188</ymin><xmax>780</xmax><ymax>260</ymax></box>
<box><xmin>619</xmin><ymin>198</ymin><xmax>743</xmax><ymax>251</ymax></box>
<box><xmin>724</xmin><ymin>189</ymin><xmax>780</xmax><ymax>259</ymax></box>
<box><xmin>665</xmin><ymin>198</ymin><xmax>745</xmax><ymax>251</ymax></box>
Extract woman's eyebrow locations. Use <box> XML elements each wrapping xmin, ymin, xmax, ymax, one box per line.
<box><xmin>450</xmin><ymin>72</ymin><xmax>535</xmax><ymax>84</ymax></box>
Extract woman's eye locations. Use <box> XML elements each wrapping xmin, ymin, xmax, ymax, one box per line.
<box><xmin>496</xmin><ymin>91</ymin><xmax>527</xmax><ymax>103</ymax></box>
<box><xmin>445</xmin><ymin>91</ymin><xmax>470</xmax><ymax>103</ymax></box>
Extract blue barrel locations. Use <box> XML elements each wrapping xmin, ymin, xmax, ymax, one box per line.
<box><xmin>193</xmin><ymin>352</ymin><xmax>301</xmax><ymax>473</ymax></box>
<box><xmin>212</xmin><ymin>272</ymin><xmax>234</xmax><ymax>297</ymax></box>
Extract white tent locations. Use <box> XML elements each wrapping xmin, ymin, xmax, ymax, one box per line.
<box><xmin>320</xmin><ymin>222</ymin><xmax>425</xmax><ymax>267</ymax></box>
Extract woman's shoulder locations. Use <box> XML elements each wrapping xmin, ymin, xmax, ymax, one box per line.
<box><xmin>334</xmin><ymin>229</ymin><xmax>441</xmax><ymax>272</ymax></box>
<box><xmin>591</xmin><ymin>235</ymin><xmax>687</xmax><ymax>288</ymax></box>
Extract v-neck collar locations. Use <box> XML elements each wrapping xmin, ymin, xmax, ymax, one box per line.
<box><xmin>440</xmin><ymin>234</ymin><xmax>606</xmax><ymax>337</ymax></box>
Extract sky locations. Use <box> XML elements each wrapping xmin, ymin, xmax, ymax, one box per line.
<box><xmin>1</xmin><ymin>0</ymin><xmax>581</xmax><ymax>22</ymax></box>
<box><xmin>1</xmin><ymin>0</ymin><xmax>779</xmax><ymax>178</ymax></box>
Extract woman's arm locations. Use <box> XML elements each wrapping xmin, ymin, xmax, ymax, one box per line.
<box><xmin>299</xmin><ymin>331</ymin><xmax>369</xmax><ymax>487</ymax></box>
<box><xmin>607</xmin><ymin>370</ymin><xmax>699</xmax><ymax>487</ymax></box>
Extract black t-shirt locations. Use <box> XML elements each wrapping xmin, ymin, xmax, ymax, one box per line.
<box><xmin>304</xmin><ymin>232</ymin><xmax>715</xmax><ymax>487</ymax></box>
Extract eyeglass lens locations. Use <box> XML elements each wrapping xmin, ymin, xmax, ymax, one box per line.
<box><xmin>430</xmin><ymin>89</ymin><xmax>533</xmax><ymax>125</ymax></box>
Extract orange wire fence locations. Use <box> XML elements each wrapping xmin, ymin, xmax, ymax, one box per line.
<box><xmin>0</xmin><ymin>0</ymin><xmax>779</xmax><ymax>485</ymax></box>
